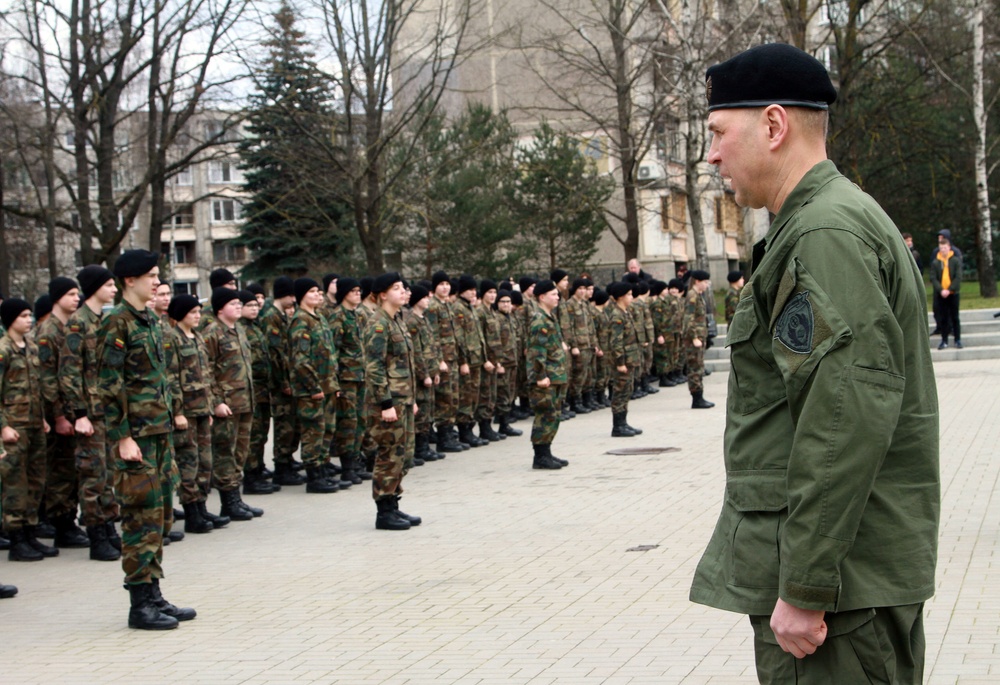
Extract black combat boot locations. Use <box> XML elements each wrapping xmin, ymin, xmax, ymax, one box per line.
<box><xmin>167</xmin><ymin>529</ymin><xmax>185</xmax><ymax>543</ymax></box>
<box><xmin>643</xmin><ymin>377</ymin><xmax>659</xmax><ymax>394</ymax></box>
<box><xmin>0</xmin><ymin>530</ymin><xmax>9</xmax><ymax>551</ymax></box>
<box><xmin>611</xmin><ymin>412</ymin><xmax>637</xmax><ymax>437</ymax></box>
<box><xmin>532</xmin><ymin>443</ymin><xmax>563</xmax><ymax>470</ymax></box>
<box><xmin>53</xmin><ymin>513</ymin><xmax>91</xmax><ymax>548</ymax></box>
<box><xmin>340</xmin><ymin>454</ymin><xmax>364</xmax><ymax>484</ymax></box>
<box><xmin>691</xmin><ymin>391</ymin><xmax>715</xmax><ymax>409</ymax></box>
<box><xmin>26</xmin><ymin>526</ymin><xmax>59</xmax><ymax>557</ymax></box>
<box><xmin>198</xmin><ymin>501</ymin><xmax>229</xmax><ymax>528</ymax></box>
<box><xmin>182</xmin><ymin>502</ymin><xmax>213</xmax><ymax>534</ymax></box>
<box><xmin>583</xmin><ymin>391</ymin><xmax>601</xmax><ymax>411</ymax></box>
<box><xmin>127</xmin><ymin>583</ymin><xmax>178</xmax><ymax>630</ymax></box>
<box><xmin>173</xmin><ymin>507</ymin><xmax>185</xmax><ymax>520</ymax></box>
<box><xmin>375</xmin><ymin>497</ymin><xmax>411</xmax><ymax>530</ymax></box>
<box><xmin>87</xmin><ymin>524</ymin><xmax>121</xmax><ymax>560</ymax></box>
<box><xmin>272</xmin><ymin>463</ymin><xmax>306</xmax><ymax>486</ymax></box>
<box><xmin>498</xmin><ymin>412</ymin><xmax>523</xmax><ymax>437</ymax></box>
<box><xmin>7</xmin><ymin>529</ymin><xmax>43</xmax><ymax>562</ymax></box>
<box><xmin>571</xmin><ymin>394</ymin><xmax>591</xmax><ymax>414</ymax></box>
<box><xmin>437</xmin><ymin>425</ymin><xmax>464</xmax><ymax>453</ymax></box>
<box><xmin>322</xmin><ymin>461</ymin><xmax>351</xmax><ymax>488</ymax></box>
<box><xmin>150</xmin><ymin>579</ymin><xmax>196</xmax><ymax>621</ymax></box>
<box><xmin>219</xmin><ymin>489</ymin><xmax>254</xmax><ymax>520</ymax></box>
<box><xmin>105</xmin><ymin>521</ymin><xmax>122</xmax><ymax>551</ymax></box>
<box><xmin>243</xmin><ymin>466</ymin><xmax>275</xmax><ymax>495</ymax></box>
<box><xmin>547</xmin><ymin>443</ymin><xmax>569</xmax><ymax>466</ymax></box>
<box><xmin>415</xmin><ymin>433</ymin><xmax>437</xmax><ymax>462</ymax></box>
<box><xmin>0</xmin><ymin>582</ymin><xmax>17</xmax><ymax>598</ymax></box>
<box><xmin>458</xmin><ymin>422</ymin><xmax>486</xmax><ymax>447</ymax></box>
<box><xmin>478</xmin><ymin>419</ymin><xmax>502</xmax><ymax>442</ymax></box>
<box><xmin>622</xmin><ymin>411</ymin><xmax>643</xmax><ymax>435</ymax></box>
<box><xmin>305</xmin><ymin>466</ymin><xmax>339</xmax><ymax>494</ymax></box>
<box><xmin>659</xmin><ymin>373</ymin><xmax>677</xmax><ymax>387</ymax></box>
<box><xmin>393</xmin><ymin>495</ymin><xmax>422</xmax><ymax>526</ymax></box>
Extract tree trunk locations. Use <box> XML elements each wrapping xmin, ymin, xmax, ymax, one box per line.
<box><xmin>611</xmin><ymin>3</ymin><xmax>640</xmax><ymax>263</ymax></box>
<box><xmin>971</xmin><ymin>1</ymin><xmax>996</xmax><ymax>297</ymax></box>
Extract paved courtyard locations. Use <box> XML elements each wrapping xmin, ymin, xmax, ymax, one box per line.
<box><xmin>2</xmin><ymin>358</ymin><xmax>997</xmax><ymax>684</ymax></box>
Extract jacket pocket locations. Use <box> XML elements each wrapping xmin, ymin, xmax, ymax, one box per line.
<box><xmin>727</xmin><ymin>469</ymin><xmax>786</xmax><ymax>589</ymax></box>
<box><xmin>726</xmin><ymin>291</ymin><xmax>787</xmax><ymax>415</ymax></box>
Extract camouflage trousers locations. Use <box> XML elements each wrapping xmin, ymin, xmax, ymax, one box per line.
<box><xmin>298</xmin><ymin>395</ymin><xmax>336</xmax><ymax>468</ymax></box>
<box><xmin>433</xmin><ymin>365</ymin><xmax>458</xmax><ymax>428</ymax></box>
<box><xmin>653</xmin><ymin>338</ymin><xmax>675</xmax><ymax>376</ymax></box>
<box><xmin>457</xmin><ymin>366</ymin><xmax>482</xmax><ymax>425</ymax></box>
<box><xmin>211</xmin><ymin>411</ymin><xmax>252</xmax><ymax>491</ymax></box>
<box><xmin>529</xmin><ymin>383</ymin><xmax>566</xmax><ymax>446</ymax></box>
<box><xmin>0</xmin><ymin>424</ymin><xmax>46</xmax><ymax>531</ymax></box>
<box><xmin>643</xmin><ymin>343</ymin><xmax>654</xmax><ymax>375</ymax></box>
<box><xmin>495</xmin><ymin>365</ymin><xmax>518</xmax><ymax>416</ymax></box>
<box><xmin>475</xmin><ymin>367</ymin><xmax>497</xmax><ymax>422</ymax></box>
<box><xmin>415</xmin><ymin>380</ymin><xmax>435</xmax><ymax>434</ymax></box>
<box><xmin>76</xmin><ymin>418</ymin><xmax>118</xmax><ymax>527</ymax></box>
<box><xmin>43</xmin><ymin>410</ymin><xmax>79</xmax><ymax>519</ymax></box>
<box><xmin>112</xmin><ymin>432</ymin><xmax>176</xmax><ymax>585</ymax></box>
<box><xmin>686</xmin><ymin>342</ymin><xmax>705</xmax><ymax>393</ymax></box>
<box><xmin>368</xmin><ymin>402</ymin><xmax>414</xmax><ymax>501</ymax></box>
<box><xmin>669</xmin><ymin>334</ymin><xmax>683</xmax><ymax>372</ymax></box>
<box><xmin>593</xmin><ymin>353</ymin><xmax>609</xmax><ymax>393</ymax></box>
<box><xmin>517</xmin><ymin>350</ymin><xmax>530</xmax><ymax>401</ymax></box>
<box><xmin>174</xmin><ymin>415</ymin><xmax>212</xmax><ymax>504</ymax></box>
<box><xmin>611</xmin><ymin>368</ymin><xmax>634</xmax><ymax>414</ymax></box>
<box><xmin>247</xmin><ymin>402</ymin><xmax>270</xmax><ymax>472</ymax></box>
<box><xmin>271</xmin><ymin>394</ymin><xmax>300</xmax><ymax>467</ymax></box>
<box><xmin>570</xmin><ymin>349</ymin><xmax>595</xmax><ymax>397</ymax></box>
<box><xmin>335</xmin><ymin>381</ymin><xmax>366</xmax><ymax>461</ymax></box>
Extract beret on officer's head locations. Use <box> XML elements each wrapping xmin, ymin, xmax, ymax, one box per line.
<box><xmin>210</xmin><ymin>268</ymin><xmax>237</xmax><ymax>290</ymax></box>
<box><xmin>114</xmin><ymin>249</ymin><xmax>159</xmax><ymax>279</ymax></box>
<box><xmin>211</xmin><ymin>287</ymin><xmax>242</xmax><ymax>314</ymax></box>
<box><xmin>727</xmin><ymin>270</ymin><xmax>745</xmax><ymax>284</ymax></box>
<box><xmin>534</xmin><ymin>279</ymin><xmax>557</xmax><ymax>297</ymax></box>
<box><xmin>167</xmin><ymin>294</ymin><xmax>201</xmax><ymax>322</ymax></box>
<box><xmin>77</xmin><ymin>265</ymin><xmax>115</xmax><ymax>301</ymax></box>
<box><xmin>409</xmin><ymin>284</ymin><xmax>430</xmax><ymax>307</ymax></box>
<box><xmin>1</xmin><ymin>298</ymin><xmax>32</xmax><ymax>329</ymax></box>
<box><xmin>335</xmin><ymin>277</ymin><xmax>360</xmax><ymax>304</ymax></box>
<box><xmin>273</xmin><ymin>276</ymin><xmax>295</xmax><ymax>299</ymax></box>
<box><xmin>690</xmin><ymin>269</ymin><xmax>711</xmax><ymax>282</ymax></box>
<box><xmin>49</xmin><ymin>277</ymin><xmax>79</xmax><ymax>304</ymax></box>
<box><xmin>706</xmin><ymin>43</ymin><xmax>837</xmax><ymax>112</ymax></box>
<box><xmin>294</xmin><ymin>277</ymin><xmax>320</xmax><ymax>304</ymax></box>
<box><xmin>34</xmin><ymin>294</ymin><xmax>52</xmax><ymax>321</ymax></box>
<box><xmin>372</xmin><ymin>272</ymin><xmax>402</xmax><ymax>296</ymax></box>
<box><xmin>608</xmin><ymin>282</ymin><xmax>631</xmax><ymax>299</ymax></box>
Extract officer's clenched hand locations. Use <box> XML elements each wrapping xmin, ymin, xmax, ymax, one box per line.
<box><xmin>770</xmin><ymin>598</ymin><xmax>827</xmax><ymax>659</ymax></box>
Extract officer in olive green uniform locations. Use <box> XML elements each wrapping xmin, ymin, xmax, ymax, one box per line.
<box><xmin>98</xmin><ymin>249</ymin><xmax>194</xmax><ymax>631</ymax></box>
<box><xmin>605</xmin><ymin>282</ymin><xmax>643</xmax><ymax>437</ymax></box>
<box><xmin>689</xmin><ymin>44</ymin><xmax>939</xmax><ymax>683</ymax></box>
<box><xmin>524</xmin><ymin>280</ymin><xmax>568</xmax><ymax>470</ymax></box>
<box><xmin>683</xmin><ymin>271</ymin><xmax>714</xmax><ymax>409</ymax></box>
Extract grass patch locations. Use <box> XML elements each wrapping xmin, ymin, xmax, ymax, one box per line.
<box><xmin>925</xmin><ymin>279</ymin><xmax>1000</xmax><ymax>311</ymax></box>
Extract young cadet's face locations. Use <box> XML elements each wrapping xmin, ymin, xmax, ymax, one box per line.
<box><xmin>128</xmin><ymin>267</ymin><xmax>160</xmax><ymax>304</ymax></box>
<box><xmin>241</xmin><ymin>300</ymin><xmax>260</xmax><ymax>320</ymax></box>
<box><xmin>96</xmin><ymin>279</ymin><xmax>118</xmax><ymax>305</ymax></box>
<box><xmin>344</xmin><ymin>287</ymin><xmax>362</xmax><ymax>307</ymax></box>
<box><xmin>498</xmin><ymin>298</ymin><xmax>512</xmax><ymax>314</ymax></box>
<box><xmin>181</xmin><ymin>307</ymin><xmax>202</xmax><ymax>329</ymax></box>
<box><xmin>384</xmin><ymin>281</ymin><xmax>407</xmax><ymax>308</ymax></box>
<box><xmin>56</xmin><ymin>288</ymin><xmax>81</xmax><ymax>313</ymax></box>
<box><xmin>483</xmin><ymin>289</ymin><xmax>497</xmax><ymax>305</ymax></box>
<box><xmin>538</xmin><ymin>289</ymin><xmax>559</xmax><ymax>309</ymax></box>
<box><xmin>218</xmin><ymin>299</ymin><xmax>243</xmax><ymax>324</ymax></box>
<box><xmin>11</xmin><ymin>309</ymin><xmax>33</xmax><ymax>335</ymax></box>
<box><xmin>303</xmin><ymin>287</ymin><xmax>324</xmax><ymax>310</ymax></box>
<box><xmin>153</xmin><ymin>284</ymin><xmax>172</xmax><ymax>313</ymax></box>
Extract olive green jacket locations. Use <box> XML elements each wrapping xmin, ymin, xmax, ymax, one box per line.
<box><xmin>690</xmin><ymin>160</ymin><xmax>939</xmax><ymax>615</ymax></box>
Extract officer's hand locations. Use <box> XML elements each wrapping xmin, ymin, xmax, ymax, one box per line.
<box><xmin>1</xmin><ymin>426</ymin><xmax>18</xmax><ymax>444</ymax></box>
<box><xmin>617</xmin><ymin>365</ymin><xmax>628</xmax><ymax>373</ymax></box>
<box><xmin>55</xmin><ymin>415</ymin><xmax>74</xmax><ymax>436</ymax></box>
<box><xmin>770</xmin><ymin>598</ymin><xmax>827</xmax><ymax>659</ymax></box>
<box><xmin>75</xmin><ymin>416</ymin><xmax>95</xmax><ymax>437</ymax></box>
<box><xmin>382</xmin><ymin>406</ymin><xmax>398</xmax><ymax>422</ymax></box>
<box><xmin>941</xmin><ymin>289</ymin><xmax>951</xmax><ymax>298</ymax></box>
<box><xmin>537</xmin><ymin>377</ymin><xmax>551</xmax><ymax>388</ymax></box>
<box><xmin>484</xmin><ymin>361</ymin><xmax>495</xmax><ymax>372</ymax></box>
<box><xmin>571</xmin><ymin>347</ymin><xmax>580</xmax><ymax>356</ymax></box>
<box><xmin>439</xmin><ymin>361</ymin><xmax>448</xmax><ymax>372</ymax></box>
<box><xmin>460</xmin><ymin>363</ymin><xmax>470</xmax><ymax>376</ymax></box>
<box><xmin>215</xmin><ymin>403</ymin><xmax>233</xmax><ymax>418</ymax></box>
<box><xmin>693</xmin><ymin>338</ymin><xmax>703</xmax><ymax>348</ymax></box>
<box><xmin>175</xmin><ymin>415</ymin><xmax>189</xmax><ymax>431</ymax></box>
<box><xmin>118</xmin><ymin>436</ymin><xmax>143</xmax><ymax>462</ymax></box>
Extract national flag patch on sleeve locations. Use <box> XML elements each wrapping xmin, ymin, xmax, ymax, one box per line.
<box><xmin>114</xmin><ymin>338</ymin><xmax>125</xmax><ymax>349</ymax></box>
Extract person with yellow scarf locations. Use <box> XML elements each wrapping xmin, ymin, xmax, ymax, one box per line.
<box><xmin>931</xmin><ymin>229</ymin><xmax>963</xmax><ymax>349</ymax></box>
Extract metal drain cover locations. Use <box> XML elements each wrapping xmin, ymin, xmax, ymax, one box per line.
<box><xmin>604</xmin><ymin>447</ymin><xmax>680</xmax><ymax>455</ymax></box>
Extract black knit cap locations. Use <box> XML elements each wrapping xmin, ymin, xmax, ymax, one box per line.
<box><xmin>113</xmin><ymin>249</ymin><xmax>159</xmax><ymax>279</ymax></box>
<box><xmin>622</xmin><ymin>273</ymin><xmax>641</xmax><ymax>285</ymax></box>
<box><xmin>706</xmin><ymin>43</ymin><xmax>837</xmax><ymax>112</ymax></box>
<box><xmin>509</xmin><ymin>291</ymin><xmax>523</xmax><ymax>306</ymax></box>
<box><xmin>667</xmin><ymin>278</ymin><xmax>685</xmax><ymax>290</ymax></box>
<box><xmin>1</xmin><ymin>298</ymin><xmax>32</xmax><ymax>329</ymax></box>
<box><xmin>409</xmin><ymin>284</ymin><xmax>430</xmax><ymax>307</ymax></box>
<box><xmin>569</xmin><ymin>277</ymin><xmax>587</xmax><ymax>296</ymax></box>
<box><xmin>77</xmin><ymin>265</ymin><xmax>115</xmax><ymax>301</ymax></box>
<box><xmin>294</xmin><ymin>277</ymin><xmax>320</xmax><ymax>304</ymax></box>
<box><xmin>432</xmin><ymin>270</ymin><xmax>450</xmax><ymax>289</ymax></box>
<box><xmin>212</xmin><ymin>287</ymin><xmax>242</xmax><ymax>314</ymax></box>
<box><xmin>634</xmin><ymin>281</ymin><xmax>649</xmax><ymax>296</ymax></box>
<box><xmin>360</xmin><ymin>276</ymin><xmax>374</xmax><ymax>300</ymax></box>
<box><xmin>237</xmin><ymin>290</ymin><xmax>257</xmax><ymax>305</ymax></box>
<box><xmin>167</xmin><ymin>294</ymin><xmax>201</xmax><ymax>322</ymax></box>
<box><xmin>273</xmin><ymin>276</ymin><xmax>295</xmax><ymax>299</ymax></box>
<box><xmin>534</xmin><ymin>279</ymin><xmax>557</xmax><ymax>297</ymax></box>
<box><xmin>518</xmin><ymin>276</ymin><xmax>536</xmax><ymax>292</ymax></box>
<box><xmin>727</xmin><ymin>270</ymin><xmax>744</xmax><ymax>283</ymax></box>
<box><xmin>49</xmin><ymin>277</ymin><xmax>79</xmax><ymax>304</ymax></box>
<box><xmin>608</xmin><ymin>282</ymin><xmax>631</xmax><ymax>299</ymax></box>
<box><xmin>650</xmin><ymin>280</ymin><xmax>668</xmax><ymax>296</ymax></box>
<box><xmin>247</xmin><ymin>282</ymin><xmax>266</xmax><ymax>297</ymax></box>
<box><xmin>690</xmin><ymin>270</ymin><xmax>711</xmax><ymax>282</ymax></box>
<box><xmin>34</xmin><ymin>294</ymin><xmax>52</xmax><ymax>321</ymax></box>
<box><xmin>210</xmin><ymin>268</ymin><xmax>237</xmax><ymax>290</ymax></box>
<box><xmin>322</xmin><ymin>273</ymin><xmax>339</xmax><ymax>292</ymax></box>
<box><xmin>479</xmin><ymin>279</ymin><xmax>498</xmax><ymax>297</ymax></box>
<box><xmin>457</xmin><ymin>274</ymin><xmax>477</xmax><ymax>294</ymax></box>
<box><xmin>372</xmin><ymin>272</ymin><xmax>402</xmax><ymax>295</ymax></box>
<box><xmin>592</xmin><ymin>288</ymin><xmax>610</xmax><ymax>306</ymax></box>
<box><xmin>550</xmin><ymin>269</ymin><xmax>568</xmax><ymax>283</ymax></box>
<box><xmin>335</xmin><ymin>277</ymin><xmax>360</xmax><ymax>304</ymax></box>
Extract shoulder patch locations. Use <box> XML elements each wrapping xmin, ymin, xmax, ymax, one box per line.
<box><xmin>69</xmin><ymin>324</ymin><xmax>81</xmax><ymax>333</ymax></box>
<box><xmin>774</xmin><ymin>291</ymin><xmax>813</xmax><ymax>354</ymax></box>
<box><xmin>374</xmin><ymin>325</ymin><xmax>385</xmax><ymax>333</ymax></box>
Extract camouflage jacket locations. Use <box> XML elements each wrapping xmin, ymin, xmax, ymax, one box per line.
<box><xmin>59</xmin><ymin>305</ymin><xmax>105</xmax><ymax>420</ymax></box>
<box><xmin>364</xmin><ymin>307</ymin><xmax>416</xmax><ymax>408</ymax></box>
<box><xmin>477</xmin><ymin>303</ymin><xmax>503</xmax><ymax>365</ymax></box>
<box><xmin>329</xmin><ymin>306</ymin><xmax>365</xmax><ymax>383</ymax></box>
<box><xmin>0</xmin><ymin>335</ymin><xmax>44</xmax><ymax>429</ymax></box>
<box><xmin>516</xmin><ymin>299</ymin><xmax>537</xmax><ymax>355</ymax></box>
<box><xmin>630</xmin><ymin>298</ymin><xmax>653</xmax><ymax>345</ymax></box>
<box><xmin>668</xmin><ymin>295</ymin><xmax>684</xmax><ymax>336</ymax></box>
<box><xmin>239</xmin><ymin>318</ymin><xmax>272</xmax><ymax>405</ymax></box>
<box><xmin>649</xmin><ymin>296</ymin><xmax>672</xmax><ymax>341</ymax></box>
<box><xmin>525</xmin><ymin>308</ymin><xmax>568</xmax><ymax>385</ymax></box>
<box><xmin>725</xmin><ymin>286</ymin><xmax>740</xmax><ymax>325</ymax></box>
<box><xmin>426</xmin><ymin>297</ymin><xmax>458</xmax><ymax>362</ymax></box>
<box><xmin>259</xmin><ymin>302</ymin><xmax>292</xmax><ymax>396</ymax></box>
<box><xmin>683</xmin><ymin>289</ymin><xmax>708</xmax><ymax>342</ymax></box>
<box><xmin>203</xmin><ymin>321</ymin><xmax>254</xmax><ymax>414</ymax></box>
<box><xmin>454</xmin><ymin>297</ymin><xmax>485</xmax><ymax>366</ymax></box>
<box><xmin>288</xmin><ymin>307</ymin><xmax>339</xmax><ymax>397</ymax></box>
<box><xmin>98</xmin><ymin>300</ymin><xmax>173</xmax><ymax>440</ymax></box>
<box><xmin>594</xmin><ymin>305</ymin><xmax>610</xmax><ymax>353</ymax></box>
<box><xmin>496</xmin><ymin>310</ymin><xmax>518</xmax><ymax>367</ymax></box>
<box><xmin>606</xmin><ymin>305</ymin><xmax>642</xmax><ymax>368</ymax></box>
<box><xmin>35</xmin><ymin>315</ymin><xmax>68</xmax><ymax>418</ymax></box>
<box><xmin>563</xmin><ymin>297</ymin><xmax>596</xmax><ymax>349</ymax></box>
<box><xmin>165</xmin><ymin>326</ymin><xmax>215</xmax><ymax>418</ymax></box>
<box><xmin>404</xmin><ymin>309</ymin><xmax>436</xmax><ymax>383</ymax></box>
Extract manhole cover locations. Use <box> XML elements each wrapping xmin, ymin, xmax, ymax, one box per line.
<box><xmin>626</xmin><ymin>544</ymin><xmax>660</xmax><ymax>552</ymax></box>
<box><xmin>604</xmin><ymin>447</ymin><xmax>681</xmax><ymax>455</ymax></box>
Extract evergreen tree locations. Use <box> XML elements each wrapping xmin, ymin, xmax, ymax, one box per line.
<box><xmin>235</xmin><ymin>1</ymin><xmax>354</xmax><ymax>280</ymax></box>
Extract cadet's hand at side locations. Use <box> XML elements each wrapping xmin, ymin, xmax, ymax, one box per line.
<box><xmin>770</xmin><ymin>598</ymin><xmax>827</xmax><ymax>659</ymax></box>
<box><xmin>118</xmin><ymin>436</ymin><xmax>143</xmax><ymax>463</ymax></box>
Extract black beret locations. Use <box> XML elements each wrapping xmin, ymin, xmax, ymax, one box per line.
<box><xmin>608</xmin><ymin>282</ymin><xmax>632</xmax><ymax>299</ymax></box>
<box><xmin>237</xmin><ymin>290</ymin><xmax>257</xmax><ymax>305</ymax></box>
<box><xmin>667</xmin><ymin>278</ymin><xmax>685</xmax><ymax>290</ymax></box>
<box><xmin>210</xmin><ymin>268</ymin><xmax>237</xmax><ymax>290</ymax></box>
<box><xmin>335</xmin><ymin>277</ymin><xmax>360</xmax><ymax>304</ymax></box>
<box><xmin>727</xmin><ymin>270</ymin><xmax>745</xmax><ymax>284</ymax></box>
<box><xmin>650</xmin><ymin>280</ymin><xmax>668</xmax><ymax>296</ymax></box>
<box><xmin>372</xmin><ymin>272</ymin><xmax>402</xmax><ymax>295</ymax></box>
<box><xmin>360</xmin><ymin>277</ymin><xmax>374</xmax><ymax>300</ymax></box>
<box><xmin>294</xmin><ymin>277</ymin><xmax>320</xmax><ymax>304</ymax></box>
<box><xmin>34</xmin><ymin>294</ymin><xmax>52</xmax><ymax>321</ymax></box>
<box><xmin>1</xmin><ymin>298</ymin><xmax>32</xmax><ymax>329</ymax></box>
<box><xmin>431</xmin><ymin>270</ymin><xmax>450</xmax><ymax>289</ymax></box>
<box><xmin>322</xmin><ymin>273</ymin><xmax>339</xmax><ymax>292</ymax></box>
<box><xmin>706</xmin><ymin>43</ymin><xmax>837</xmax><ymax>112</ymax></box>
<box><xmin>534</xmin><ymin>279</ymin><xmax>557</xmax><ymax>297</ymax></box>
<box><xmin>409</xmin><ymin>284</ymin><xmax>430</xmax><ymax>307</ymax></box>
<box><xmin>457</xmin><ymin>274</ymin><xmax>477</xmax><ymax>294</ymax></box>
<box><xmin>247</xmin><ymin>282</ymin><xmax>265</xmax><ymax>297</ymax></box>
<box><xmin>49</xmin><ymin>277</ymin><xmax>79</xmax><ymax>304</ymax></box>
<box><xmin>690</xmin><ymin>269</ymin><xmax>711</xmax><ymax>282</ymax></box>
<box><xmin>212</xmin><ymin>287</ymin><xmax>242</xmax><ymax>314</ymax></box>
<box><xmin>509</xmin><ymin>291</ymin><xmax>523</xmax><ymax>306</ymax></box>
<box><xmin>167</xmin><ymin>294</ymin><xmax>201</xmax><ymax>322</ymax></box>
<box><xmin>550</xmin><ymin>269</ymin><xmax>568</xmax><ymax>283</ymax></box>
<box><xmin>569</xmin><ymin>278</ymin><xmax>587</xmax><ymax>296</ymax></box>
<box><xmin>113</xmin><ymin>249</ymin><xmax>159</xmax><ymax>279</ymax></box>
<box><xmin>518</xmin><ymin>276</ymin><xmax>536</xmax><ymax>292</ymax></box>
<box><xmin>273</xmin><ymin>276</ymin><xmax>295</xmax><ymax>299</ymax></box>
<box><xmin>479</xmin><ymin>279</ymin><xmax>498</xmax><ymax>296</ymax></box>
<box><xmin>77</xmin><ymin>265</ymin><xmax>115</xmax><ymax>301</ymax></box>
<box><xmin>592</xmin><ymin>288</ymin><xmax>610</xmax><ymax>306</ymax></box>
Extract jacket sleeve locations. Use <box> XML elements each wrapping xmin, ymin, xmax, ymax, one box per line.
<box><xmin>97</xmin><ymin>314</ymin><xmax>131</xmax><ymax>442</ymax></box>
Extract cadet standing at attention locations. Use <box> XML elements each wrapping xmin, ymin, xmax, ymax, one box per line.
<box><xmin>605</xmin><ymin>282</ymin><xmax>644</xmax><ymax>437</ymax></box>
<box><xmin>689</xmin><ymin>44</ymin><xmax>939</xmax><ymax>682</ymax></box>
<box><xmin>683</xmin><ymin>271</ymin><xmax>715</xmax><ymax>409</ymax></box>
<box><xmin>330</xmin><ymin>277</ymin><xmax>372</xmax><ymax>485</ymax></box>
<box><xmin>524</xmin><ymin>280</ymin><xmax>568</xmax><ymax>471</ymax></box>
<box><xmin>725</xmin><ymin>271</ymin><xmax>744</xmax><ymax>324</ymax></box>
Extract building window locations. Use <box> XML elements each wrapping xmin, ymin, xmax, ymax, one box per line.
<box><xmin>211</xmin><ymin>199</ymin><xmax>242</xmax><ymax>223</ymax></box>
<box><xmin>173</xmin><ymin>241</ymin><xmax>196</xmax><ymax>264</ymax></box>
<box><xmin>208</xmin><ymin>160</ymin><xmax>242</xmax><ymax>184</ymax></box>
<box><xmin>171</xmin><ymin>166</ymin><xmax>193</xmax><ymax>186</ymax></box>
<box><xmin>213</xmin><ymin>240</ymin><xmax>246</xmax><ymax>264</ymax></box>
<box><xmin>715</xmin><ymin>193</ymin><xmax>740</xmax><ymax>234</ymax></box>
<box><xmin>163</xmin><ymin>204</ymin><xmax>194</xmax><ymax>229</ymax></box>
<box><xmin>173</xmin><ymin>281</ymin><xmax>198</xmax><ymax>297</ymax></box>
<box><xmin>661</xmin><ymin>190</ymin><xmax>687</xmax><ymax>233</ymax></box>
<box><xmin>204</xmin><ymin>120</ymin><xmax>240</xmax><ymax>143</ymax></box>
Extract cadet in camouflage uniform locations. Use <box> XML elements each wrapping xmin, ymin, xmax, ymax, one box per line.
<box><xmin>590</xmin><ymin>288</ymin><xmax>612</xmax><ymax>406</ymax></box>
<box><xmin>564</xmin><ymin>278</ymin><xmax>596</xmax><ymax>415</ymax></box>
<box><xmin>683</xmin><ymin>271</ymin><xmax>715</xmax><ymax>409</ymax></box>
<box><xmin>330</xmin><ymin>278</ymin><xmax>371</xmax><ymax>485</ymax></box>
<box><xmin>259</xmin><ymin>277</ymin><xmax>305</xmax><ymax>486</ymax></box>
<box><xmin>631</xmin><ymin>280</ymin><xmax>658</xmax><ymax>396</ymax></box>
<box><xmin>475</xmin><ymin>280</ymin><xmax>504</xmax><ymax>442</ymax></box>
<box><xmin>425</xmin><ymin>272</ymin><xmax>464</xmax><ymax>453</ymax></box>
<box><xmin>649</xmin><ymin>280</ymin><xmax>675</xmax><ymax>386</ymax></box>
<box><xmin>605</xmin><ymin>282</ymin><xmax>644</xmax><ymax>437</ymax></box>
<box><xmin>165</xmin><ymin>295</ymin><xmax>219</xmax><ymax>535</ymax></box>
<box><xmin>237</xmin><ymin>291</ymin><xmax>276</xmax><ymax>496</ymax></box>
<box><xmin>493</xmin><ymin>290</ymin><xmax>523</xmax><ymax>437</ymax></box>
<box><xmin>0</xmin><ymin>299</ymin><xmax>57</xmax><ymax>562</ymax></box>
<box><xmin>514</xmin><ymin>278</ymin><xmax>537</xmax><ymax>419</ymax></box>
<box><xmin>197</xmin><ymin>268</ymin><xmax>238</xmax><ymax>333</ymax></box>
<box><xmin>98</xmin><ymin>250</ymin><xmax>194</xmax><ymax>630</ymax></box>
<box><xmin>365</xmin><ymin>273</ymin><xmax>421</xmax><ymax>531</ymax></box>
<box><xmin>725</xmin><ymin>271</ymin><xmax>744</xmax><ymax>324</ymax></box>
<box><xmin>59</xmin><ymin>266</ymin><xmax>121</xmax><ymax>561</ymax></box>
<box><xmin>404</xmin><ymin>284</ymin><xmax>441</xmax><ymax>464</ymax></box>
<box><xmin>524</xmin><ymin>280</ymin><xmax>568</xmax><ymax>470</ymax></box>
<box><xmin>36</xmin><ymin>277</ymin><xmax>90</xmax><ymax>549</ymax></box>
<box><xmin>289</xmin><ymin>278</ymin><xmax>343</xmax><ymax>494</ymax></box>
<box><xmin>663</xmin><ymin>279</ymin><xmax>687</xmax><ymax>385</ymax></box>
<box><xmin>452</xmin><ymin>275</ymin><xmax>489</xmax><ymax>447</ymax></box>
